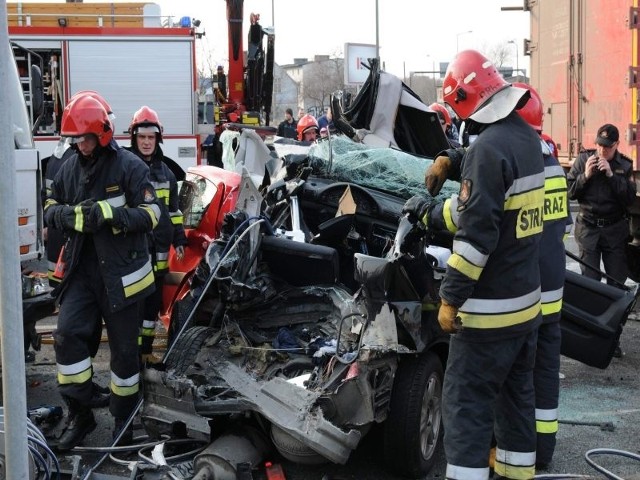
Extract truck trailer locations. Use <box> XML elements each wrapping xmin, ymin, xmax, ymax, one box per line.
<box><xmin>8</xmin><ymin>1</ymin><xmax>201</xmax><ymax>173</ymax></box>
<box><xmin>528</xmin><ymin>0</ymin><xmax>640</xmax><ymax>279</ymax></box>
<box><xmin>528</xmin><ymin>0</ymin><xmax>639</xmax><ymax>167</ymax></box>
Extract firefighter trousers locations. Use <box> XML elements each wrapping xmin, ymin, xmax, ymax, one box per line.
<box><xmin>55</xmin><ymin>257</ymin><xmax>142</xmax><ymax>419</ymax></box>
<box><xmin>140</xmin><ymin>274</ymin><xmax>164</xmax><ymax>355</ymax></box>
<box><xmin>533</xmin><ymin>320</ymin><xmax>561</xmax><ymax>466</ymax></box>
<box><xmin>443</xmin><ymin>330</ymin><xmax>538</xmax><ymax>480</ymax></box>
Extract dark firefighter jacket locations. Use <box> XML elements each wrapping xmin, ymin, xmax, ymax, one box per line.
<box><xmin>430</xmin><ymin>112</ymin><xmax>545</xmax><ymax>342</ymax></box>
<box><xmin>126</xmin><ymin>145</ymin><xmax>187</xmax><ymax>275</ymax></box>
<box><xmin>44</xmin><ymin>141</ymin><xmax>161</xmax><ymax>312</ymax></box>
<box><xmin>539</xmin><ymin>140</ymin><xmax>572</xmax><ymax>323</ymax></box>
<box><xmin>566</xmin><ymin>149</ymin><xmax>636</xmax><ymax>218</ymax></box>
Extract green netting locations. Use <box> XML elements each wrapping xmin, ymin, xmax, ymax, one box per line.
<box><xmin>306</xmin><ymin>136</ymin><xmax>460</xmax><ymax>201</ymax></box>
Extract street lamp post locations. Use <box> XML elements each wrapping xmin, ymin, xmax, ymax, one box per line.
<box><xmin>508</xmin><ymin>40</ymin><xmax>519</xmax><ymax>79</ymax></box>
<box><xmin>456</xmin><ymin>30</ymin><xmax>473</xmax><ymax>53</ymax></box>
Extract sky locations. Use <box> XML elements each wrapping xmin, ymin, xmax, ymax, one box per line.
<box><xmin>14</xmin><ymin>0</ymin><xmax>532</xmax><ymax>79</ymax></box>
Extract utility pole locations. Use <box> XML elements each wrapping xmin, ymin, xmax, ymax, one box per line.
<box><xmin>0</xmin><ymin>0</ymin><xmax>31</xmax><ymax>477</ymax></box>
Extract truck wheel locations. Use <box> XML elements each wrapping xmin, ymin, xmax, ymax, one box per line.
<box><xmin>164</xmin><ymin>326</ymin><xmax>213</xmax><ymax>375</ymax></box>
<box><xmin>383</xmin><ymin>351</ymin><xmax>444</xmax><ymax>477</ymax></box>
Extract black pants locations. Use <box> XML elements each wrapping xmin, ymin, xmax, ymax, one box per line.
<box><xmin>55</xmin><ymin>257</ymin><xmax>141</xmax><ymax>419</ymax></box>
<box><xmin>574</xmin><ymin>215</ymin><xmax>629</xmax><ymax>286</ymax></box>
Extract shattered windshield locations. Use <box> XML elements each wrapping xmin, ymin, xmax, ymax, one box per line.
<box><xmin>303</xmin><ymin>136</ymin><xmax>460</xmax><ymax>201</ymax></box>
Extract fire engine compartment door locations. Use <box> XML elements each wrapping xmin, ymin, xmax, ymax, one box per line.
<box><xmin>67</xmin><ymin>39</ymin><xmax>195</xmax><ymax>136</ymax></box>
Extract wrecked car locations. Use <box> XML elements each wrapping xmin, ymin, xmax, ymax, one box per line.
<box><xmin>143</xmin><ymin>126</ymin><xmax>454</xmax><ymax>478</ymax></box>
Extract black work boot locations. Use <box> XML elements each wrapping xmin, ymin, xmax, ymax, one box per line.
<box><xmin>113</xmin><ymin>417</ymin><xmax>134</xmax><ymax>446</ymax></box>
<box><xmin>57</xmin><ymin>399</ymin><xmax>97</xmax><ymax>452</ymax></box>
<box><xmin>89</xmin><ymin>381</ymin><xmax>110</xmax><ymax>408</ymax></box>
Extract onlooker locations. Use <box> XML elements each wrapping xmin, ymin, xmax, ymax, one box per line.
<box><xmin>297</xmin><ymin>114</ymin><xmax>320</xmax><ymax>143</ymax></box>
<box><xmin>126</xmin><ymin>106</ymin><xmax>187</xmax><ymax>365</ymax></box>
<box><xmin>44</xmin><ymin>95</ymin><xmax>160</xmax><ymax>450</ymax></box>
<box><xmin>277</xmin><ymin>108</ymin><xmax>297</xmax><ymax>139</ymax></box>
<box><xmin>297</xmin><ymin>106</ymin><xmax>305</xmax><ymax>120</ymax></box>
<box><xmin>404</xmin><ymin>50</ymin><xmax>544</xmax><ymax>480</ymax></box>
<box><xmin>567</xmin><ymin>123</ymin><xmax>636</xmax><ymax>286</ymax></box>
<box><xmin>317</xmin><ymin>107</ymin><xmax>334</xmax><ymax>133</ymax></box>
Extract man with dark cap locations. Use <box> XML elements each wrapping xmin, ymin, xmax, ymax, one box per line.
<box><xmin>567</xmin><ymin>123</ymin><xmax>636</xmax><ymax>290</ymax></box>
<box><xmin>277</xmin><ymin>108</ymin><xmax>298</xmax><ymax>139</ymax></box>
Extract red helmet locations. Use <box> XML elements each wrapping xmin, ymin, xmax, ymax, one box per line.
<box><xmin>297</xmin><ymin>114</ymin><xmax>319</xmax><ymax>141</ymax></box>
<box><xmin>129</xmin><ymin>106</ymin><xmax>163</xmax><ymax>143</ymax></box>
<box><xmin>513</xmin><ymin>82</ymin><xmax>543</xmax><ymax>131</ymax></box>
<box><xmin>443</xmin><ymin>49</ymin><xmax>526</xmax><ymax>123</ymax></box>
<box><xmin>69</xmin><ymin>90</ymin><xmax>115</xmax><ymax>129</ymax></box>
<box><xmin>429</xmin><ymin>103</ymin><xmax>451</xmax><ymax>128</ymax></box>
<box><xmin>60</xmin><ymin>95</ymin><xmax>113</xmax><ymax>147</ymax></box>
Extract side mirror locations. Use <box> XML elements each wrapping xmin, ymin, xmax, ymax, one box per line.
<box><xmin>30</xmin><ymin>64</ymin><xmax>44</xmax><ymax>118</ymax></box>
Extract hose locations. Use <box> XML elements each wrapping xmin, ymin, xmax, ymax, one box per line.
<box><xmin>584</xmin><ymin>448</ymin><xmax>640</xmax><ymax>480</ymax></box>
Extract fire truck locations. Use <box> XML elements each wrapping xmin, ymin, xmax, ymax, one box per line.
<box><xmin>8</xmin><ymin>1</ymin><xmax>201</xmax><ymax>174</ymax></box>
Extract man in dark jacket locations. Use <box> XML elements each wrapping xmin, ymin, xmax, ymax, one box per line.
<box><xmin>44</xmin><ymin>95</ymin><xmax>160</xmax><ymax>451</ymax></box>
<box><xmin>126</xmin><ymin>106</ymin><xmax>187</xmax><ymax>365</ymax></box>
<box><xmin>567</xmin><ymin>123</ymin><xmax>636</xmax><ymax>286</ymax></box>
<box><xmin>277</xmin><ymin>108</ymin><xmax>297</xmax><ymax>139</ymax></box>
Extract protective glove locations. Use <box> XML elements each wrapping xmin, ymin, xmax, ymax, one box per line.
<box><xmin>88</xmin><ymin>200</ymin><xmax>124</xmax><ymax>230</ymax></box>
<box><xmin>438</xmin><ymin>298</ymin><xmax>461</xmax><ymax>333</ymax></box>
<box><xmin>402</xmin><ymin>195</ymin><xmax>432</xmax><ymax>226</ymax></box>
<box><xmin>175</xmin><ymin>245</ymin><xmax>185</xmax><ymax>261</ymax></box>
<box><xmin>425</xmin><ymin>155</ymin><xmax>452</xmax><ymax>196</ymax></box>
<box><xmin>51</xmin><ymin>201</ymin><xmax>94</xmax><ymax>233</ymax></box>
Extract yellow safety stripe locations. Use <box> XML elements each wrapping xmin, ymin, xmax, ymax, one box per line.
<box><xmin>155</xmin><ymin>188</ymin><xmax>170</xmax><ymax>205</ymax></box>
<box><xmin>57</xmin><ymin>357</ymin><xmax>92</xmax><ymax>385</ymax></box>
<box><xmin>154</xmin><ymin>260</ymin><xmax>169</xmax><ymax>272</ymax></box>
<box><xmin>494</xmin><ymin>448</ymin><xmax>536</xmax><ymax>480</ymax></box>
<box><xmin>170</xmin><ymin>213</ymin><xmax>184</xmax><ymax>225</ymax></box>
<box><xmin>541</xmin><ymin>298</ymin><xmax>563</xmax><ymax>315</ymax></box>
<box><xmin>139</xmin><ymin>204</ymin><xmax>160</xmax><ymax>229</ymax></box>
<box><xmin>443</xmin><ymin>197</ymin><xmax>458</xmax><ymax>233</ymax></box>
<box><xmin>536</xmin><ymin>419</ymin><xmax>559</xmax><ymax>434</ymax></box>
<box><xmin>122</xmin><ymin>262</ymin><xmax>155</xmax><ymax>298</ymax></box>
<box><xmin>447</xmin><ymin>253</ymin><xmax>483</xmax><ymax>281</ymax></box>
<box><xmin>504</xmin><ymin>188</ymin><xmax>545</xmax><ymax>211</ymax></box>
<box><xmin>97</xmin><ymin>200</ymin><xmax>114</xmax><ymax>220</ymax></box>
<box><xmin>459</xmin><ymin>301</ymin><xmax>541</xmax><ymax>329</ymax></box>
<box><xmin>141</xmin><ymin>327</ymin><xmax>155</xmax><ymax>337</ymax></box>
<box><xmin>110</xmin><ymin>371</ymin><xmax>139</xmax><ymax>397</ymax></box>
<box><xmin>73</xmin><ymin>205</ymin><xmax>84</xmax><ymax>232</ymax></box>
<box><xmin>544</xmin><ymin>176</ymin><xmax>567</xmax><ymax>191</ymax></box>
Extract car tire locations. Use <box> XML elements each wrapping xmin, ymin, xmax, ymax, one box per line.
<box><xmin>164</xmin><ymin>326</ymin><xmax>213</xmax><ymax>375</ymax></box>
<box><xmin>383</xmin><ymin>351</ymin><xmax>444</xmax><ymax>477</ymax></box>
<box><xmin>167</xmin><ymin>293</ymin><xmax>198</xmax><ymax>346</ymax></box>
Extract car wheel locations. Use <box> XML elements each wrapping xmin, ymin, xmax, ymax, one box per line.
<box><xmin>167</xmin><ymin>293</ymin><xmax>198</xmax><ymax>346</ymax></box>
<box><xmin>383</xmin><ymin>351</ymin><xmax>443</xmax><ymax>477</ymax></box>
<box><xmin>164</xmin><ymin>326</ymin><xmax>213</xmax><ymax>375</ymax></box>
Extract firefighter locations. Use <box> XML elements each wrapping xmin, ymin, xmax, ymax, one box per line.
<box><xmin>44</xmin><ymin>90</ymin><xmax>120</xmax><ymax>409</ymax></box>
<box><xmin>424</xmin><ymin>82</ymin><xmax>572</xmax><ymax>471</ymax></box>
<box><xmin>297</xmin><ymin>114</ymin><xmax>320</xmax><ymax>142</ymax></box>
<box><xmin>126</xmin><ymin>106</ymin><xmax>187</xmax><ymax>365</ymax></box>
<box><xmin>44</xmin><ymin>95</ymin><xmax>160</xmax><ymax>450</ymax></box>
<box><xmin>403</xmin><ymin>50</ymin><xmax>544</xmax><ymax>480</ymax></box>
<box><xmin>514</xmin><ymin>82</ymin><xmax>572</xmax><ymax>469</ymax></box>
